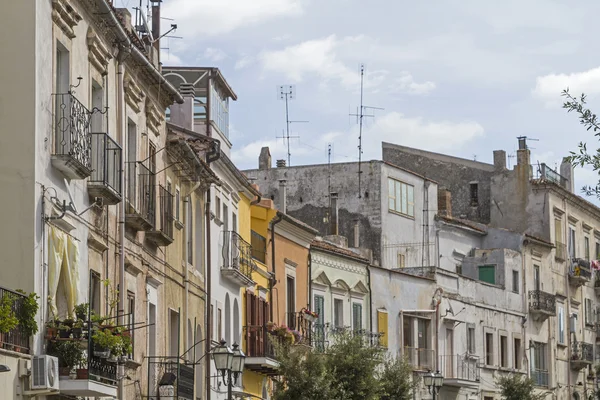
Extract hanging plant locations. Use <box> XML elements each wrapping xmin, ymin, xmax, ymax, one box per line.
<box><xmin>0</xmin><ymin>295</ymin><xmax>18</xmax><ymax>334</ymax></box>
<box><xmin>15</xmin><ymin>290</ymin><xmax>39</xmax><ymax>337</ymax></box>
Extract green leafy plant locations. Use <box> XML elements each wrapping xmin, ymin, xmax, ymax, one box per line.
<box><xmin>0</xmin><ymin>295</ymin><xmax>18</xmax><ymax>334</ymax></box>
<box><xmin>103</xmin><ymin>279</ymin><xmax>119</xmax><ymax>321</ymax></box>
<box><xmin>47</xmin><ymin>340</ymin><xmax>85</xmax><ymax>370</ymax></box>
<box><xmin>74</xmin><ymin>303</ymin><xmax>89</xmax><ymax>321</ymax></box>
<box><xmin>496</xmin><ymin>374</ymin><xmax>546</xmax><ymax>400</ymax></box>
<box><xmin>15</xmin><ymin>290</ymin><xmax>39</xmax><ymax>336</ymax></box>
<box><xmin>92</xmin><ymin>328</ymin><xmax>117</xmax><ymax>350</ymax></box>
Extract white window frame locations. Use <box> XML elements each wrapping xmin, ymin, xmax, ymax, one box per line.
<box><xmin>387</xmin><ymin>178</ymin><xmax>415</xmax><ymax>218</ymax></box>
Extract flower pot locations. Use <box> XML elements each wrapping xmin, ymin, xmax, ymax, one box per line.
<box><xmin>76</xmin><ymin>369</ymin><xmax>89</xmax><ymax>380</ymax></box>
<box><xmin>107</xmin><ymin>355</ymin><xmax>118</xmax><ymax>363</ymax></box>
<box><xmin>93</xmin><ymin>345</ymin><xmax>110</xmax><ymax>359</ymax></box>
<box><xmin>302</xmin><ymin>314</ymin><xmax>317</xmax><ymax>322</ymax></box>
<box><xmin>72</xmin><ymin>328</ymin><xmax>82</xmax><ymax>339</ymax></box>
<box><xmin>46</xmin><ymin>327</ymin><xmax>58</xmax><ymax>339</ymax></box>
<box><xmin>59</xmin><ymin>367</ymin><xmax>70</xmax><ymax>377</ymax></box>
<box><xmin>58</xmin><ymin>328</ymin><xmax>71</xmax><ymax>339</ymax></box>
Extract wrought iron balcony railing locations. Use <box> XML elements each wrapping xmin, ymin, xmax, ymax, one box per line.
<box><xmin>88</xmin><ymin>132</ymin><xmax>122</xmax><ymax>204</ymax></box>
<box><xmin>439</xmin><ymin>355</ymin><xmax>480</xmax><ymax>382</ymax></box>
<box><xmin>52</xmin><ymin>92</ymin><xmax>93</xmax><ymax>179</ymax></box>
<box><xmin>311</xmin><ymin>324</ymin><xmax>382</xmax><ymax>351</ymax></box>
<box><xmin>146</xmin><ymin>185</ymin><xmax>174</xmax><ymax>246</ymax></box>
<box><xmin>221</xmin><ymin>231</ymin><xmax>254</xmax><ymax>285</ymax></box>
<box><xmin>404</xmin><ymin>346</ymin><xmax>435</xmax><ymax>371</ymax></box>
<box><xmin>528</xmin><ymin>290</ymin><xmax>556</xmax><ymax>315</ymax></box>
<box><xmin>244</xmin><ymin>325</ymin><xmax>277</xmax><ymax>359</ymax></box>
<box><xmin>570</xmin><ymin>258</ymin><xmax>592</xmax><ymax>280</ymax></box>
<box><xmin>0</xmin><ymin>286</ymin><xmax>30</xmax><ymax>354</ymax></box>
<box><xmin>147</xmin><ymin>358</ymin><xmax>194</xmax><ymax>400</ymax></box>
<box><xmin>531</xmin><ymin>368</ymin><xmax>549</xmax><ymax>387</ymax></box>
<box><xmin>286</xmin><ymin>312</ymin><xmax>313</xmax><ymax>346</ymax></box>
<box><xmin>125</xmin><ymin>161</ymin><xmax>155</xmax><ymax>231</ymax></box>
<box><xmin>572</xmin><ymin>341</ymin><xmax>594</xmax><ymax>363</ymax></box>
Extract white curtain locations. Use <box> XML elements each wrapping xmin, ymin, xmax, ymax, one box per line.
<box><xmin>47</xmin><ymin>226</ymin><xmax>79</xmax><ymax>319</ymax></box>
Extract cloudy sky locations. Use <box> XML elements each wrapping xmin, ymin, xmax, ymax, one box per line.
<box><xmin>122</xmin><ymin>0</ymin><xmax>600</xmax><ymax>197</ymax></box>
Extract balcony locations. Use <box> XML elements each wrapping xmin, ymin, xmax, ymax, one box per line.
<box><xmin>438</xmin><ymin>355</ymin><xmax>480</xmax><ymax>387</ymax></box>
<box><xmin>125</xmin><ymin>161</ymin><xmax>155</xmax><ymax>231</ymax></box>
<box><xmin>539</xmin><ymin>163</ymin><xmax>568</xmax><ymax>189</ymax></box>
<box><xmin>403</xmin><ymin>346</ymin><xmax>435</xmax><ymax>371</ymax></box>
<box><xmin>286</xmin><ymin>312</ymin><xmax>313</xmax><ymax>347</ymax></box>
<box><xmin>147</xmin><ymin>358</ymin><xmax>194</xmax><ymax>400</ymax></box>
<box><xmin>244</xmin><ymin>325</ymin><xmax>279</xmax><ymax>376</ymax></box>
<box><xmin>58</xmin><ymin>354</ymin><xmax>118</xmax><ymax>397</ymax></box>
<box><xmin>88</xmin><ymin>133</ymin><xmax>122</xmax><ymax>205</ymax></box>
<box><xmin>52</xmin><ymin>93</ymin><xmax>93</xmax><ymax>179</ymax></box>
<box><xmin>528</xmin><ymin>290</ymin><xmax>556</xmax><ymax>321</ymax></box>
<box><xmin>0</xmin><ymin>287</ymin><xmax>30</xmax><ymax>354</ymax></box>
<box><xmin>531</xmin><ymin>368</ymin><xmax>549</xmax><ymax>387</ymax></box>
<box><xmin>571</xmin><ymin>341</ymin><xmax>593</xmax><ymax>370</ymax></box>
<box><xmin>569</xmin><ymin>258</ymin><xmax>591</xmax><ymax>287</ymax></box>
<box><xmin>146</xmin><ymin>185</ymin><xmax>175</xmax><ymax>246</ymax></box>
<box><xmin>221</xmin><ymin>231</ymin><xmax>255</xmax><ymax>286</ymax></box>
<box><xmin>555</xmin><ymin>241</ymin><xmax>566</xmax><ymax>261</ymax></box>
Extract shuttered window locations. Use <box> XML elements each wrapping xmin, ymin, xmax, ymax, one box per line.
<box><xmin>377</xmin><ymin>310</ymin><xmax>388</xmax><ymax>348</ymax></box>
<box><xmin>478</xmin><ymin>265</ymin><xmax>496</xmax><ymax>284</ymax></box>
<box><xmin>314</xmin><ymin>295</ymin><xmax>325</xmax><ymax>325</ymax></box>
<box><xmin>352</xmin><ymin>303</ymin><xmax>363</xmax><ymax>331</ymax></box>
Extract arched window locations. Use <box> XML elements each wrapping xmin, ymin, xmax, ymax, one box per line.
<box><xmin>233</xmin><ymin>299</ymin><xmax>240</xmax><ymax>344</ymax></box>
<box><xmin>225</xmin><ymin>294</ymin><xmax>231</xmax><ymax>345</ymax></box>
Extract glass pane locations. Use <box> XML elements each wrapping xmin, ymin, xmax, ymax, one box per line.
<box><xmin>388</xmin><ymin>179</ymin><xmax>395</xmax><ymax>198</ymax></box>
<box><xmin>407</xmin><ymin>185</ymin><xmax>414</xmax><ymax>216</ymax></box>
<box><xmin>389</xmin><ymin>198</ymin><xmax>395</xmax><ymax>210</ymax></box>
<box><xmin>401</xmin><ymin>184</ymin><xmax>407</xmax><ymax>214</ymax></box>
<box><xmin>395</xmin><ymin>183</ymin><xmax>401</xmax><ymax>213</ymax></box>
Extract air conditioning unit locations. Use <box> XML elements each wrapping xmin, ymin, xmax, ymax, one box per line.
<box><xmin>31</xmin><ymin>355</ymin><xmax>59</xmax><ymax>391</ymax></box>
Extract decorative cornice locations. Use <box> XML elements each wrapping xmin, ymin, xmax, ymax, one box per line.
<box><xmin>86</xmin><ymin>27</ymin><xmax>113</xmax><ymax>74</ymax></box>
<box><xmin>124</xmin><ymin>74</ymin><xmax>144</xmax><ymax>113</ymax></box>
<box><xmin>311</xmin><ymin>252</ymin><xmax>368</xmax><ymax>276</ymax></box>
<box><xmin>145</xmin><ymin>98</ymin><xmax>164</xmax><ymax>137</ymax></box>
<box><xmin>52</xmin><ymin>0</ymin><xmax>82</xmax><ymax>39</ymax></box>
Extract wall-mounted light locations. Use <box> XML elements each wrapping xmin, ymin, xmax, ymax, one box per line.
<box><xmin>0</xmin><ymin>365</ymin><xmax>10</xmax><ymax>373</ymax></box>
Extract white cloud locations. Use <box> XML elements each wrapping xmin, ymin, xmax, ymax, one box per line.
<box><xmin>162</xmin><ymin>0</ymin><xmax>304</xmax><ymax>37</ymax></box>
<box><xmin>258</xmin><ymin>35</ymin><xmax>435</xmax><ymax>94</ymax></box>
<box><xmin>232</xmin><ymin>112</ymin><xmax>484</xmax><ymax>169</ymax></box>
<box><xmin>160</xmin><ymin>50</ymin><xmax>183</xmax><ymax>66</ymax></box>
<box><xmin>532</xmin><ymin>67</ymin><xmax>600</xmax><ymax>107</ymax></box>
<box><xmin>234</xmin><ymin>55</ymin><xmax>254</xmax><ymax>70</ymax></box>
<box><xmin>203</xmin><ymin>48</ymin><xmax>227</xmax><ymax>62</ymax></box>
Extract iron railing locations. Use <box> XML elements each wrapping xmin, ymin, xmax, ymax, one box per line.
<box><xmin>245</xmin><ymin>325</ymin><xmax>277</xmax><ymax>359</ymax></box>
<box><xmin>0</xmin><ymin>287</ymin><xmax>30</xmax><ymax>353</ymax></box>
<box><xmin>311</xmin><ymin>324</ymin><xmax>382</xmax><ymax>351</ymax></box>
<box><xmin>54</xmin><ymin>93</ymin><xmax>92</xmax><ymax>170</ymax></box>
<box><xmin>571</xmin><ymin>259</ymin><xmax>592</xmax><ymax>280</ymax></box>
<box><xmin>404</xmin><ymin>346</ymin><xmax>435</xmax><ymax>371</ymax></box>
<box><xmin>251</xmin><ymin>231</ymin><xmax>267</xmax><ymax>263</ymax></box>
<box><xmin>157</xmin><ymin>185</ymin><xmax>174</xmax><ymax>239</ymax></box>
<box><xmin>438</xmin><ymin>355</ymin><xmax>480</xmax><ymax>382</ymax></box>
<box><xmin>572</xmin><ymin>341</ymin><xmax>594</xmax><ymax>362</ymax></box>
<box><xmin>531</xmin><ymin>368</ymin><xmax>549</xmax><ymax>387</ymax></box>
<box><xmin>90</xmin><ymin>132</ymin><xmax>122</xmax><ymax>195</ymax></box>
<box><xmin>555</xmin><ymin>241</ymin><xmax>567</xmax><ymax>260</ymax></box>
<box><xmin>539</xmin><ymin>163</ymin><xmax>568</xmax><ymax>188</ymax></box>
<box><xmin>286</xmin><ymin>312</ymin><xmax>312</xmax><ymax>346</ymax></box>
<box><xmin>147</xmin><ymin>357</ymin><xmax>194</xmax><ymax>400</ymax></box>
<box><xmin>528</xmin><ymin>290</ymin><xmax>556</xmax><ymax>314</ymax></box>
<box><xmin>88</xmin><ymin>354</ymin><xmax>118</xmax><ymax>385</ymax></box>
<box><xmin>126</xmin><ymin>161</ymin><xmax>155</xmax><ymax>224</ymax></box>
<box><xmin>222</xmin><ymin>231</ymin><xmax>254</xmax><ymax>280</ymax></box>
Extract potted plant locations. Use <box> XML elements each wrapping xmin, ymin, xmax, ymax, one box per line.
<box><xmin>74</xmin><ymin>303</ymin><xmax>89</xmax><ymax>321</ymax></box>
<box><xmin>47</xmin><ymin>340</ymin><xmax>85</xmax><ymax>377</ymax></box>
<box><xmin>58</xmin><ymin>323</ymin><xmax>71</xmax><ymax>339</ymax></box>
<box><xmin>45</xmin><ymin>320</ymin><xmax>58</xmax><ymax>340</ymax></box>
<box><xmin>301</xmin><ymin>308</ymin><xmax>318</xmax><ymax>322</ymax></box>
<box><xmin>92</xmin><ymin>328</ymin><xmax>115</xmax><ymax>358</ymax></box>
<box><xmin>72</xmin><ymin>320</ymin><xmax>84</xmax><ymax>339</ymax></box>
<box><xmin>111</xmin><ymin>326</ymin><xmax>132</xmax><ymax>360</ymax></box>
<box><xmin>15</xmin><ymin>290</ymin><xmax>39</xmax><ymax>337</ymax></box>
<box><xmin>0</xmin><ymin>295</ymin><xmax>17</xmax><ymax>334</ymax></box>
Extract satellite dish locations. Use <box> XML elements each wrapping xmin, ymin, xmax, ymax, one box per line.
<box><xmin>64</xmin><ymin>178</ymin><xmax>78</xmax><ymax>214</ymax></box>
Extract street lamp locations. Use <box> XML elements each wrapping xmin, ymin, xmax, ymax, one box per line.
<box><xmin>423</xmin><ymin>370</ymin><xmax>444</xmax><ymax>399</ymax></box>
<box><xmin>0</xmin><ymin>365</ymin><xmax>10</xmax><ymax>373</ymax></box>
<box><xmin>213</xmin><ymin>340</ymin><xmax>245</xmax><ymax>400</ymax></box>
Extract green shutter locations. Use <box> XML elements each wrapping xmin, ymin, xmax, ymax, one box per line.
<box><xmin>478</xmin><ymin>265</ymin><xmax>496</xmax><ymax>284</ymax></box>
<box><xmin>352</xmin><ymin>303</ymin><xmax>362</xmax><ymax>331</ymax></box>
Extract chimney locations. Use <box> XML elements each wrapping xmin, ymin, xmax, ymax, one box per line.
<box><xmin>493</xmin><ymin>150</ymin><xmax>506</xmax><ymax>171</ymax></box>
<box><xmin>151</xmin><ymin>1</ymin><xmax>161</xmax><ymax>62</ymax></box>
<box><xmin>330</xmin><ymin>192</ymin><xmax>339</xmax><ymax>235</ymax></box>
<box><xmin>259</xmin><ymin>147</ymin><xmax>272</xmax><ymax>170</ymax></box>
<box><xmin>437</xmin><ymin>189</ymin><xmax>452</xmax><ymax>217</ymax></box>
<box><xmin>278</xmin><ymin>180</ymin><xmax>287</xmax><ymax>213</ymax></box>
<box><xmin>516</xmin><ymin>137</ymin><xmax>530</xmax><ymax>167</ymax></box>
<box><xmin>560</xmin><ymin>157</ymin><xmax>574</xmax><ymax>192</ymax></box>
<box><xmin>276</xmin><ymin>159</ymin><xmax>286</xmax><ymax>168</ymax></box>
<box><xmin>353</xmin><ymin>220</ymin><xmax>360</xmax><ymax>248</ymax></box>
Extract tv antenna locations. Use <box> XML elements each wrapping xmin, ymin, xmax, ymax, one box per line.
<box><xmin>349</xmin><ymin>64</ymin><xmax>384</xmax><ymax>199</ymax></box>
<box><xmin>277</xmin><ymin>85</ymin><xmax>308</xmax><ymax>166</ymax></box>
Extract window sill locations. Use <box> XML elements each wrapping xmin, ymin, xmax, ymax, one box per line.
<box><xmin>557</xmin><ymin>343</ymin><xmax>568</xmax><ymax>348</ymax></box>
<box><xmin>388</xmin><ymin>209</ymin><xmax>415</xmax><ymax>220</ymax></box>
<box><xmin>482</xmin><ymin>365</ymin><xmax>498</xmax><ymax>371</ymax></box>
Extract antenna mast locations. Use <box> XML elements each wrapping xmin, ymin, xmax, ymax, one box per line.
<box><xmin>277</xmin><ymin>85</ymin><xmax>308</xmax><ymax>166</ymax></box>
<box><xmin>350</xmin><ymin>64</ymin><xmax>383</xmax><ymax>198</ymax></box>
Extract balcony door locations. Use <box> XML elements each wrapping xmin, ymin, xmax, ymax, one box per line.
<box><xmin>534</xmin><ymin>265</ymin><xmax>540</xmax><ymax>292</ymax></box>
<box><xmin>286</xmin><ymin>276</ymin><xmax>295</xmax><ymax>327</ymax></box>
<box><xmin>445</xmin><ymin>328</ymin><xmax>454</xmax><ymax>377</ymax></box>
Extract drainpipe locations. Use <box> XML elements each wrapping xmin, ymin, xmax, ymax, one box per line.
<box><xmin>308</xmin><ymin>251</ymin><xmax>312</xmax><ymax>310</ymax></box>
<box><xmin>205</xmin><ymin>187</ymin><xmax>212</xmax><ymax>400</ymax></box>
<box><xmin>564</xmin><ymin>196</ymin><xmax>572</xmax><ymax>397</ymax></box>
<box><xmin>270</xmin><ymin>213</ymin><xmax>284</xmax><ymax>322</ymax></box>
<box><xmin>367</xmin><ymin>265</ymin><xmax>373</xmax><ymax>335</ymax></box>
<box><xmin>521</xmin><ymin>239</ymin><xmax>528</xmax><ymax>379</ymax></box>
<box><xmin>183</xmin><ymin>182</ymin><xmax>201</xmax><ymax>361</ymax></box>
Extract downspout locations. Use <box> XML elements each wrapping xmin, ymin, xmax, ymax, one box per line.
<box><xmin>564</xmin><ymin>196</ymin><xmax>572</xmax><ymax>397</ymax></box>
<box><xmin>308</xmin><ymin>251</ymin><xmax>312</xmax><ymax>310</ymax></box>
<box><xmin>270</xmin><ymin>213</ymin><xmax>284</xmax><ymax>322</ymax></box>
<box><xmin>367</xmin><ymin>265</ymin><xmax>373</xmax><ymax>335</ymax></box>
<box><xmin>183</xmin><ymin>182</ymin><xmax>201</xmax><ymax>360</ymax></box>
<box><xmin>521</xmin><ymin>238</ymin><xmax>528</xmax><ymax>379</ymax></box>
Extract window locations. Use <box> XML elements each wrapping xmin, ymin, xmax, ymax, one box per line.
<box><xmin>352</xmin><ymin>303</ymin><xmax>363</xmax><ymax>331</ymax></box>
<box><xmin>210</xmin><ymin>86</ymin><xmax>230</xmax><ymax>138</ymax></box>
<box><xmin>378</xmin><ymin>310</ymin><xmax>388</xmax><ymax>348</ymax></box>
<box><xmin>500</xmin><ymin>335</ymin><xmax>508</xmax><ymax>368</ymax></box>
<box><xmin>187</xmin><ymin>200</ymin><xmax>193</xmax><ymax>264</ymax></box>
<box><xmin>175</xmin><ymin>188</ymin><xmax>180</xmax><ymax>222</ymax></box>
<box><xmin>232</xmin><ymin>213</ymin><xmax>237</xmax><ymax>233</ymax></box>
<box><xmin>55</xmin><ymin>42</ymin><xmax>70</xmax><ymax>94</ymax></box>
<box><xmin>531</xmin><ymin>342</ymin><xmax>548</xmax><ymax>387</ymax></box>
<box><xmin>222</xmin><ymin>204</ymin><xmax>229</xmax><ymax>231</ymax></box>
<box><xmin>585</xmin><ymin>236</ymin><xmax>591</xmax><ymax>261</ymax></box>
<box><xmin>169</xmin><ymin>309</ymin><xmax>180</xmax><ymax>357</ymax></box>
<box><xmin>126</xmin><ymin>119</ymin><xmax>137</xmax><ymax>203</ymax></box>
<box><xmin>456</xmin><ymin>264</ymin><xmax>462</xmax><ymax>275</ymax></box>
<box><xmin>514</xmin><ymin>338</ymin><xmax>522</xmax><ymax>369</ymax></box>
<box><xmin>215</xmin><ymin>196</ymin><xmax>221</xmax><ymax>220</ymax></box>
<box><xmin>534</xmin><ymin>265</ymin><xmax>540</xmax><ymax>291</ymax></box>
<box><xmin>569</xmin><ymin>225</ymin><xmax>576</xmax><ymax>259</ymax></box>
<box><xmin>512</xmin><ymin>270</ymin><xmax>519</xmax><ymax>293</ymax></box>
<box><xmin>314</xmin><ymin>295</ymin><xmax>325</xmax><ymax>325</ymax></box>
<box><xmin>478</xmin><ymin>265</ymin><xmax>495</xmax><ymax>285</ymax></box>
<box><xmin>217</xmin><ymin>308</ymin><xmax>222</xmax><ymax>341</ymax></box>
<box><xmin>127</xmin><ymin>292</ymin><xmax>135</xmax><ymax>358</ymax></box>
<box><xmin>286</xmin><ymin>276</ymin><xmax>296</xmax><ymax>327</ymax></box>
<box><xmin>334</xmin><ymin>299</ymin><xmax>344</xmax><ymax>328</ymax></box>
<box><xmin>558</xmin><ymin>305</ymin><xmax>565</xmax><ymax>344</ymax></box>
<box><xmin>485</xmin><ymin>332</ymin><xmax>494</xmax><ymax>365</ymax></box>
<box><xmin>470</xmin><ymin>183</ymin><xmax>478</xmax><ymax>206</ymax></box>
<box><xmin>91</xmin><ymin>82</ymin><xmax>104</xmax><ymax>132</ymax></box>
<box><xmin>467</xmin><ymin>324</ymin><xmax>475</xmax><ymax>354</ymax></box>
<box><xmin>388</xmin><ymin>178</ymin><xmax>415</xmax><ymax>217</ymax></box>
<box><xmin>417</xmin><ymin>319</ymin><xmax>430</xmax><ymax>351</ymax></box>
<box><xmin>403</xmin><ymin>317</ymin><xmax>413</xmax><ymax>348</ymax></box>
<box><xmin>251</xmin><ymin>231</ymin><xmax>267</xmax><ymax>263</ymax></box>
<box><xmin>586</xmin><ymin>298</ymin><xmax>593</xmax><ymax>326</ymax></box>
<box><xmin>596</xmin><ymin>242</ymin><xmax>600</xmax><ymax>260</ymax></box>
<box><xmin>397</xmin><ymin>253</ymin><xmax>405</xmax><ymax>268</ymax></box>
<box><xmin>90</xmin><ymin>271</ymin><xmax>101</xmax><ymax>316</ymax></box>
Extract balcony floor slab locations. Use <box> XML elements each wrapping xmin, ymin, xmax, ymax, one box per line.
<box><xmin>59</xmin><ymin>378</ymin><xmax>117</xmax><ymax>397</ymax></box>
